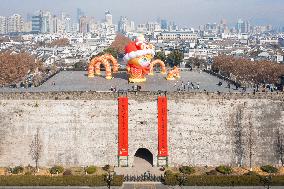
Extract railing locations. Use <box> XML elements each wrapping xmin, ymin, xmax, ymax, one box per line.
<box><xmin>123</xmin><ymin>174</ymin><xmax>164</xmax><ymax>182</ymax></box>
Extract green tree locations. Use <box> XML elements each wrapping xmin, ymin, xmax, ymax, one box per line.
<box><xmin>166</xmin><ymin>49</ymin><xmax>184</xmax><ymax>67</ymax></box>
<box><xmin>90</xmin><ymin>48</ymin><xmax>118</xmax><ymax>61</ymax></box>
<box><xmin>73</xmin><ymin>61</ymin><xmax>87</xmax><ymax>71</ymax></box>
<box><xmin>185</xmin><ymin>57</ymin><xmax>206</xmax><ymax>68</ymax></box>
<box><xmin>154</xmin><ymin>51</ymin><xmax>167</xmax><ymax>62</ymax></box>
<box><xmin>103</xmin><ymin>48</ymin><xmax>118</xmax><ymax>58</ymax></box>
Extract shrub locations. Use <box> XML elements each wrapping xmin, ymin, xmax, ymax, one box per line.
<box><xmin>260</xmin><ymin>165</ymin><xmax>278</xmax><ymax>173</ymax></box>
<box><xmin>163</xmin><ymin>171</ymin><xmax>180</xmax><ymax>186</ymax></box>
<box><xmin>24</xmin><ymin>171</ymin><xmax>33</xmax><ymax>176</ymax></box>
<box><xmin>86</xmin><ymin>166</ymin><xmax>97</xmax><ymax>174</ymax></box>
<box><xmin>9</xmin><ymin>166</ymin><xmax>24</xmax><ymax>174</ymax></box>
<box><xmin>163</xmin><ymin>173</ymin><xmax>284</xmax><ymax>186</ymax></box>
<box><xmin>102</xmin><ymin>165</ymin><xmax>110</xmax><ymax>171</ymax></box>
<box><xmin>0</xmin><ymin>175</ymin><xmax>112</xmax><ymax>186</ymax></box>
<box><xmin>244</xmin><ymin>171</ymin><xmax>260</xmax><ymax>176</ymax></box>
<box><xmin>111</xmin><ymin>175</ymin><xmax>124</xmax><ymax>186</ymax></box>
<box><xmin>50</xmin><ymin>166</ymin><xmax>64</xmax><ymax>174</ymax></box>
<box><xmin>216</xmin><ymin>166</ymin><xmax>232</xmax><ymax>175</ymax></box>
<box><xmin>164</xmin><ymin>170</ymin><xmax>174</xmax><ymax>176</ymax></box>
<box><xmin>179</xmin><ymin>166</ymin><xmax>195</xmax><ymax>175</ymax></box>
<box><xmin>183</xmin><ymin>175</ymin><xmax>262</xmax><ymax>186</ymax></box>
<box><xmin>206</xmin><ymin>170</ymin><xmax>218</xmax><ymax>175</ymax></box>
<box><xmin>63</xmin><ymin>169</ymin><xmax>72</xmax><ymax>176</ymax></box>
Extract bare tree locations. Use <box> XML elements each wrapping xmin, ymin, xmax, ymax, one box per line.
<box><xmin>248</xmin><ymin>114</ymin><xmax>254</xmax><ymax>171</ymax></box>
<box><xmin>212</xmin><ymin>55</ymin><xmax>284</xmax><ymax>85</ymax></box>
<box><xmin>29</xmin><ymin>128</ymin><xmax>42</xmax><ymax>172</ymax></box>
<box><xmin>0</xmin><ymin>51</ymin><xmax>43</xmax><ymax>86</ymax></box>
<box><xmin>275</xmin><ymin>128</ymin><xmax>284</xmax><ymax>166</ymax></box>
<box><xmin>235</xmin><ymin>107</ymin><xmax>244</xmax><ymax>167</ymax></box>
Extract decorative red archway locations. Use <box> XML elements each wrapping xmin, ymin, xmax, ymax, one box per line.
<box><xmin>149</xmin><ymin>59</ymin><xmax>167</xmax><ymax>76</ymax></box>
<box><xmin>88</xmin><ymin>54</ymin><xmax>118</xmax><ymax>80</ymax></box>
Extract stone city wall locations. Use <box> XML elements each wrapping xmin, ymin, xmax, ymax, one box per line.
<box><xmin>0</xmin><ymin>92</ymin><xmax>283</xmax><ymax>167</ymax></box>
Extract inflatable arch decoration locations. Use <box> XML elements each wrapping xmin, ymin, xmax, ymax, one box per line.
<box><xmin>88</xmin><ymin>54</ymin><xmax>118</xmax><ymax>80</ymax></box>
<box><xmin>166</xmin><ymin>66</ymin><xmax>181</xmax><ymax>80</ymax></box>
<box><xmin>149</xmin><ymin>59</ymin><xmax>167</xmax><ymax>76</ymax></box>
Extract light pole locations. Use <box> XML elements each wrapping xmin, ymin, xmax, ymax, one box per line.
<box><xmin>106</xmin><ymin>169</ymin><xmax>114</xmax><ymax>189</ymax></box>
<box><xmin>178</xmin><ymin>173</ymin><xmax>186</xmax><ymax>189</ymax></box>
<box><xmin>266</xmin><ymin>172</ymin><xmax>272</xmax><ymax>189</ymax></box>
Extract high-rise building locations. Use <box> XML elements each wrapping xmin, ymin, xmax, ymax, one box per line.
<box><xmin>146</xmin><ymin>22</ymin><xmax>161</xmax><ymax>32</ymax></box>
<box><xmin>161</xmin><ymin>19</ymin><xmax>168</xmax><ymax>30</ymax></box>
<box><xmin>137</xmin><ymin>24</ymin><xmax>147</xmax><ymax>33</ymax></box>
<box><xmin>41</xmin><ymin>11</ymin><xmax>53</xmax><ymax>33</ymax></box>
<box><xmin>105</xmin><ymin>11</ymin><xmax>112</xmax><ymax>25</ymax></box>
<box><xmin>64</xmin><ymin>16</ymin><xmax>72</xmax><ymax>33</ymax></box>
<box><xmin>118</xmin><ymin>16</ymin><xmax>135</xmax><ymax>33</ymax></box>
<box><xmin>168</xmin><ymin>22</ymin><xmax>178</xmax><ymax>31</ymax></box>
<box><xmin>7</xmin><ymin>14</ymin><xmax>23</xmax><ymax>33</ymax></box>
<box><xmin>266</xmin><ymin>25</ymin><xmax>272</xmax><ymax>31</ymax></box>
<box><xmin>70</xmin><ymin>23</ymin><xmax>79</xmax><ymax>33</ymax></box>
<box><xmin>56</xmin><ymin>18</ymin><xmax>65</xmax><ymax>33</ymax></box>
<box><xmin>32</xmin><ymin>13</ymin><xmax>42</xmax><ymax>33</ymax></box>
<box><xmin>0</xmin><ymin>16</ymin><xmax>7</xmax><ymax>34</ymax></box>
<box><xmin>236</xmin><ymin>19</ymin><xmax>244</xmax><ymax>33</ymax></box>
<box><xmin>130</xmin><ymin>21</ymin><xmax>135</xmax><ymax>32</ymax></box>
<box><xmin>236</xmin><ymin>19</ymin><xmax>250</xmax><ymax>33</ymax></box>
<box><xmin>77</xmin><ymin>8</ymin><xmax>85</xmax><ymax>23</ymax></box>
<box><xmin>118</xmin><ymin>16</ymin><xmax>129</xmax><ymax>33</ymax></box>
<box><xmin>218</xmin><ymin>19</ymin><xmax>228</xmax><ymax>34</ymax></box>
<box><xmin>79</xmin><ymin>16</ymin><xmax>89</xmax><ymax>33</ymax></box>
<box><xmin>51</xmin><ymin>15</ymin><xmax>58</xmax><ymax>33</ymax></box>
<box><xmin>23</xmin><ymin>21</ymin><xmax>32</xmax><ymax>33</ymax></box>
<box><xmin>88</xmin><ymin>17</ymin><xmax>98</xmax><ymax>33</ymax></box>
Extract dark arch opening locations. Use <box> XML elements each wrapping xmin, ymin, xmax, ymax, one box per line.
<box><xmin>134</xmin><ymin>148</ymin><xmax>153</xmax><ymax>167</ymax></box>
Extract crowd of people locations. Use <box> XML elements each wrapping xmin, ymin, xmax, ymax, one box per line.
<box><xmin>174</xmin><ymin>80</ymin><xmax>200</xmax><ymax>92</ymax></box>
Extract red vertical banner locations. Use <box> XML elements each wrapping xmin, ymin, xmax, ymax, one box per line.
<box><xmin>118</xmin><ymin>97</ymin><xmax>128</xmax><ymax>156</ymax></box>
<box><xmin>158</xmin><ymin>96</ymin><xmax>168</xmax><ymax>157</ymax></box>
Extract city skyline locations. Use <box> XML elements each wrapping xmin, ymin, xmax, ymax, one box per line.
<box><xmin>1</xmin><ymin>0</ymin><xmax>284</xmax><ymax>27</ymax></box>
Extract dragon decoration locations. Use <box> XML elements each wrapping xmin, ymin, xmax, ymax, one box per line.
<box><xmin>88</xmin><ymin>34</ymin><xmax>181</xmax><ymax>82</ymax></box>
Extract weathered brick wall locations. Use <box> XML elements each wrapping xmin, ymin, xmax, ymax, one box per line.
<box><xmin>0</xmin><ymin>92</ymin><xmax>283</xmax><ymax>167</ymax></box>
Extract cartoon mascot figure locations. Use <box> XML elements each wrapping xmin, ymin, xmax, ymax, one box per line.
<box><xmin>124</xmin><ymin>35</ymin><xmax>155</xmax><ymax>83</ymax></box>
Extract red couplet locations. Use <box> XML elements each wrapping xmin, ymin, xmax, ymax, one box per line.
<box><xmin>118</xmin><ymin>97</ymin><xmax>128</xmax><ymax>156</ymax></box>
<box><xmin>158</xmin><ymin>96</ymin><xmax>168</xmax><ymax>157</ymax></box>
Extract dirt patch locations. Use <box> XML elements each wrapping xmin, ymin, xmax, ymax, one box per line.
<box><xmin>0</xmin><ymin>168</ymin><xmax>6</xmax><ymax>175</ymax></box>
<box><xmin>34</xmin><ymin>169</ymin><xmax>51</xmax><ymax>176</ymax></box>
<box><xmin>278</xmin><ymin>167</ymin><xmax>284</xmax><ymax>175</ymax></box>
<box><xmin>232</xmin><ymin>167</ymin><xmax>249</xmax><ymax>175</ymax></box>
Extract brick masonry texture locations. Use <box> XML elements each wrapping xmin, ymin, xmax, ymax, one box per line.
<box><xmin>0</xmin><ymin>92</ymin><xmax>283</xmax><ymax>167</ymax></box>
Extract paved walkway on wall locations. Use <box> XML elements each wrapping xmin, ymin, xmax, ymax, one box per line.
<box><xmin>115</xmin><ymin>156</ymin><xmax>164</xmax><ymax>176</ymax></box>
<box><xmin>0</xmin><ymin>71</ymin><xmax>253</xmax><ymax>93</ymax></box>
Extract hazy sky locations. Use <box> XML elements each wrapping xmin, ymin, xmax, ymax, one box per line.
<box><xmin>1</xmin><ymin>0</ymin><xmax>284</xmax><ymax>27</ymax></box>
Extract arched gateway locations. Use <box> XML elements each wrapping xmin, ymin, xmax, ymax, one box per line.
<box><xmin>133</xmin><ymin>148</ymin><xmax>153</xmax><ymax>167</ymax></box>
<box><xmin>117</xmin><ymin>96</ymin><xmax>168</xmax><ymax>167</ymax></box>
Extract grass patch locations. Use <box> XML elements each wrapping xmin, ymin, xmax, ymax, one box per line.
<box><xmin>163</xmin><ymin>171</ymin><xmax>284</xmax><ymax>186</ymax></box>
<box><xmin>0</xmin><ymin>175</ymin><xmax>123</xmax><ymax>186</ymax></box>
